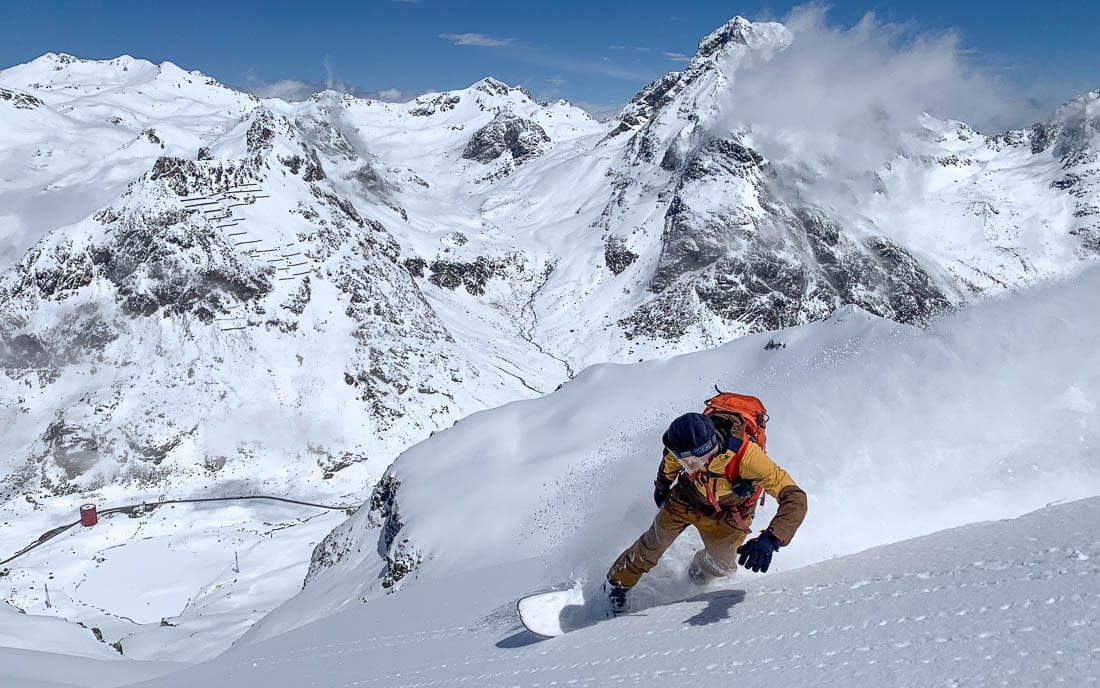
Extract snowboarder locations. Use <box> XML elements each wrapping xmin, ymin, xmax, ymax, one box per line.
<box><xmin>604</xmin><ymin>410</ymin><xmax>807</xmax><ymax>614</ymax></box>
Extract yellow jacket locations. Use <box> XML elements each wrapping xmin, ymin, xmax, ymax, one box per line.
<box><xmin>658</xmin><ymin>430</ymin><xmax>807</xmax><ymax>546</ymax></box>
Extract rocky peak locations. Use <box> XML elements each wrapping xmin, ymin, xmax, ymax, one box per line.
<box><xmin>697</xmin><ymin>16</ymin><xmax>753</xmax><ymax>58</ymax></box>
<box><xmin>694</xmin><ymin>17</ymin><xmax>790</xmax><ymax>63</ymax></box>
<box><xmin>474</xmin><ymin>78</ymin><xmax>512</xmax><ymax>98</ymax></box>
<box><xmin>605</xmin><ymin>17</ymin><xmax>790</xmax><ymax>143</ymax></box>
<box><xmin>461</xmin><ymin>111</ymin><xmax>550</xmax><ymax>165</ymax></box>
<box><xmin>38</xmin><ymin>52</ymin><xmax>85</xmax><ymax>66</ymax></box>
<box><xmin>0</xmin><ymin>87</ymin><xmax>44</xmax><ymax>109</ymax></box>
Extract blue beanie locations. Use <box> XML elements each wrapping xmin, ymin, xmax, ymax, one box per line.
<box><xmin>664</xmin><ymin>413</ymin><xmax>718</xmax><ymax>456</ymax></box>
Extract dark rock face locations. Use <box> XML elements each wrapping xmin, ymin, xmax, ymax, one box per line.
<box><xmin>1047</xmin><ymin>91</ymin><xmax>1100</xmax><ymax>254</ymax></box>
<box><xmin>604</xmin><ymin>236</ymin><xmax>639</xmax><ymax>275</ymax></box>
<box><xmin>620</xmin><ymin>132</ymin><xmax>952</xmax><ymax>341</ymax></box>
<box><xmin>475</xmin><ymin>78</ymin><xmax>511</xmax><ymax>98</ymax></box>
<box><xmin>279</xmin><ymin>153</ymin><xmax>326</xmax><ymax>181</ymax></box>
<box><xmin>682</xmin><ymin>138</ymin><xmax>763</xmax><ymax>180</ymax></box>
<box><xmin>359</xmin><ymin>473</ymin><xmax>421</xmax><ymax>590</ymax></box>
<box><xmin>305</xmin><ymin>472</ymin><xmax>421</xmax><ymax>592</ymax></box>
<box><xmin>403</xmin><ymin>257</ymin><xmax>427</xmax><ymax>278</ymax></box>
<box><xmin>697</xmin><ymin>17</ymin><xmax>753</xmax><ymax>58</ymax></box>
<box><xmin>607</xmin><ymin>73</ymin><xmax>681</xmax><ymax>139</ymax></box>
<box><xmin>150</xmin><ymin>156</ymin><xmax>262</xmax><ymax>197</ymax></box>
<box><xmin>427</xmin><ymin>257</ymin><xmax>501</xmax><ymax>295</ymax></box>
<box><xmin>461</xmin><ymin>112</ymin><xmax>550</xmax><ymax>165</ymax></box>
<box><xmin>93</xmin><ymin>206</ymin><xmax>272</xmax><ymax>319</ymax></box>
<box><xmin>10</xmin><ymin>239</ymin><xmax>98</xmax><ymax>301</ymax></box>
<box><xmin>246</xmin><ymin>110</ymin><xmax>279</xmax><ymax>154</ymax></box>
<box><xmin>408</xmin><ymin>94</ymin><xmax>461</xmax><ymax>117</ymax></box>
<box><xmin>425</xmin><ymin>255</ymin><xmax>523</xmax><ymax>296</ymax></box>
<box><xmin>0</xmin><ymin>88</ymin><xmax>45</xmax><ymax>109</ymax></box>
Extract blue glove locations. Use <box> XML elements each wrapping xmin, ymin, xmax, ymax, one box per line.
<box><xmin>737</xmin><ymin>531</ymin><xmax>781</xmax><ymax>573</ymax></box>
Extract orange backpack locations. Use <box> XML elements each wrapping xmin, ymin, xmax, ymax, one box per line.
<box><xmin>702</xmin><ymin>389</ymin><xmax>768</xmax><ymax>451</ymax></box>
<box><xmin>697</xmin><ymin>388</ymin><xmax>770</xmax><ymax>525</ymax></box>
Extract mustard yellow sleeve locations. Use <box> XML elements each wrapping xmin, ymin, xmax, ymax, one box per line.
<box><xmin>738</xmin><ymin>443</ymin><xmax>799</xmax><ymax>499</ymax></box>
<box><xmin>738</xmin><ymin>444</ymin><xmax>808</xmax><ymax>546</ymax></box>
<box><xmin>658</xmin><ymin>451</ymin><xmax>681</xmax><ymax>484</ymax></box>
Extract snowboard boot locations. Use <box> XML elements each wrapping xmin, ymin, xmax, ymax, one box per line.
<box><xmin>688</xmin><ymin>561</ymin><xmax>707</xmax><ymax>585</ymax></box>
<box><xmin>603</xmin><ymin>577</ymin><xmax>629</xmax><ymax>615</ymax></box>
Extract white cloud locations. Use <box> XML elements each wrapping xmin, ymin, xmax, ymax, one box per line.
<box><xmin>664</xmin><ymin>52</ymin><xmax>691</xmax><ymax>63</ymax></box>
<box><xmin>715</xmin><ymin>3</ymin><xmax>1042</xmax><ymax>176</ymax></box>
<box><xmin>440</xmin><ymin>32</ymin><xmax>512</xmax><ymax>48</ymax></box>
<box><xmin>244</xmin><ymin>80</ymin><xmax>415</xmax><ymax>103</ymax></box>
<box><xmin>376</xmin><ymin>88</ymin><xmax>407</xmax><ymax>101</ymax></box>
<box><xmin>249</xmin><ymin>80</ymin><xmax>318</xmax><ymax>101</ymax></box>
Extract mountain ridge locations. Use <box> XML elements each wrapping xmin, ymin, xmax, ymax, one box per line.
<box><xmin>1</xmin><ymin>14</ymin><xmax>1096</xmax><ymax>500</ymax></box>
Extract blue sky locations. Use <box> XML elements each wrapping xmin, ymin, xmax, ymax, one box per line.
<box><xmin>1</xmin><ymin>1</ymin><xmax>1097</xmax><ymax>120</ymax></box>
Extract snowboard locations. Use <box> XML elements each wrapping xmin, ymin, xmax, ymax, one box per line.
<box><xmin>516</xmin><ymin>584</ymin><xmax>610</xmax><ymax>637</ymax></box>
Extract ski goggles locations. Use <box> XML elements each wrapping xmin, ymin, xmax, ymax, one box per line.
<box><xmin>666</xmin><ymin>435</ymin><xmax>718</xmax><ymax>461</ymax></box>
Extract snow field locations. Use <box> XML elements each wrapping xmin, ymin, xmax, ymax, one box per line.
<box><xmin>1</xmin><ymin>497</ymin><xmax>349</xmax><ymax>662</ymax></box>
<box><xmin>124</xmin><ymin>496</ymin><xmax>1100</xmax><ymax>688</ymax></box>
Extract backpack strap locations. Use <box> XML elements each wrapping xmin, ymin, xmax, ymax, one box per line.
<box><xmin>724</xmin><ymin>435</ymin><xmax>749</xmax><ymax>482</ymax></box>
<box><xmin>724</xmin><ymin>436</ymin><xmax>766</xmax><ymax>522</ymax></box>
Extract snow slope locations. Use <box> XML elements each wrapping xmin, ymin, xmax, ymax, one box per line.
<box><xmin>120</xmin><ymin>266</ymin><xmax>1100</xmax><ymax>687</ymax></box>
<box><xmin>123</xmin><ymin>495</ymin><xmax>1100</xmax><ymax>688</ymax></box>
<box><xmin>2</xmin><ymin>267</ymin><xmax>1097</xmax><ymax>684</ymax></box>
<box><xmin>273</xmin><ymin>264</ymin><xmax>1100</xmax><ymax>638</ymax></box>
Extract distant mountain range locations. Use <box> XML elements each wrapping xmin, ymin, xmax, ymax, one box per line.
<box><xmin>0</xmin><ymin>17</ymin><xmax>1096</xmax><ymax>505</ymax></box>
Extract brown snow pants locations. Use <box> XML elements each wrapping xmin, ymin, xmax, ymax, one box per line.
<box><xmin>607</xmin><ymin>493</ymin><xmax>752</xmax><ymax>589</ymax></box>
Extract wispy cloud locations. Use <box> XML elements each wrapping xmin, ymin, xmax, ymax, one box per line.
<box><xmin>377</xmin><ymin>88</ymin><xmax>407</xmax><ymax>101</ymax></box>
<box><xmin>664</xmin><ymin>51</ymin><xmax>691</xmax><ymax>63</ymax></box>
<box><xmin>440</xmin><ymin>32</ymin><xmax>512</xmax><ymax>48</ymax></box>
<box><xmin>245</xmin><ymin>79</ymin><xmax>416</xmax><ymax>103</ymax></box>
<box><xmin>715</xmin><ymin>4</ymin><xmax>1038</xmax><ymax>174</ymax></box>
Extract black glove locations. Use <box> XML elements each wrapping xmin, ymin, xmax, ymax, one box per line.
<box><xmin>653</xmin><ymin>479</ymin><xmax>671</xmax><ymax>509</ymax></box>
<box><xmin>737</xmin><ymin>531</ymin><xmax>781</xmax><ymax>573</ymax></box>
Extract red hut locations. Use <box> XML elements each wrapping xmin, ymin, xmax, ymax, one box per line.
<box><xmin>79</xmin><ymin>504</ymin><xmax>98</xmax><ymax>527</ymax></box>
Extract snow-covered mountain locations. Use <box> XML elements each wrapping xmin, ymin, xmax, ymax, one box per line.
<box><xmin>1</xmin><ymin>14</ymin><xmax>1098</xmax><ymax>669</ymax></box>
<box><xmin>252</xmin><ymin>263</ymin><xmax>1100</xmax><ymax>639</ymax></box>
<box><xmin>2</xmin><ymin>20</ymin><xmax>1096</xmax><ymax>501</ymax></box>
<box><xmin>3</xmin><ymin>264</ymin><xmax>1099</xmax><ymax>686</ymax></box>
